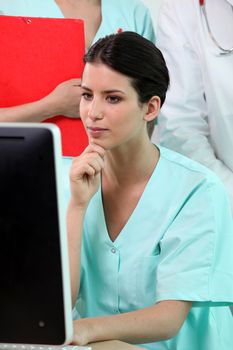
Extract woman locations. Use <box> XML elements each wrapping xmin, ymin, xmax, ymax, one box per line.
<box><xmin>0</xmin><ymin>0</ymin><xmax>155</xmax><ymax>154</ymax></box>
<box><xmin>67</xmin><ymin>31</ymin><xmax>233</xmax><ymax>349</ymax></box>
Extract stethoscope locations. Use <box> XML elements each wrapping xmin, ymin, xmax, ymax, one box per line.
<box><xmin>200</xmin><ymin>0</ymin><xmax>233</xmax><ymax>55</ymax></box>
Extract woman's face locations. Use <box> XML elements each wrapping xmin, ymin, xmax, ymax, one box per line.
<box><xmin>80</xmin><ymin>62</ymin><xmax>149</xmax><ymax>150</ymax></box>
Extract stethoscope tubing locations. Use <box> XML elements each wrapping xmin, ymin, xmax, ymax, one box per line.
<box><xmin>200</xmin><ymin>0</ymin><xmax>233</xmax><ymax>55</ymax></box>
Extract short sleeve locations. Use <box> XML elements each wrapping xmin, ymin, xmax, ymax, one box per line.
<box><xmin>132</xmin><ymin>1</ymin><xmax>156</xmax><ymax>43</ymax></box>
<box><xmin>155</xmin><ymin>177</ymin><xmax>233</xmax><ymax>306</ymax></box>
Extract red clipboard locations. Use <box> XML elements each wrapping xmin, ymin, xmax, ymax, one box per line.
<box><xmin>0</xmin><ymin>15</ymin><xmax>87</xmax><ymax>156</ymax></box>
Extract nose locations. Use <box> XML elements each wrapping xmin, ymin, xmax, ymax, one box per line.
<box><xmin>87</xmin><ymin>99</ymin><xmax>104</xmax><ymax>120</ymax></box>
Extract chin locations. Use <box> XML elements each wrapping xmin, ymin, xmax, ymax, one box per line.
<box><xmin>88</xmin><ymin>137</ymin><xmax>107</xmax><ymax>148</ymax></box>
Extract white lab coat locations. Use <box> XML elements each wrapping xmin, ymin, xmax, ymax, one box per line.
<box><xmin>157</xmin><ymin>0</ymin><xmax>233</xmax><ymax>212</ymax></box>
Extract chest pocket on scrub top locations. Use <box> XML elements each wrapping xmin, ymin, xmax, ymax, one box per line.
<box><xmin>135</xmin><ymin>247</ymin><xmax>160</xmax><ymax>307</ymax></box>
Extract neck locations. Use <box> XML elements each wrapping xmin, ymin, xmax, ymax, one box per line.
<box><xmin>103</xmin><ymin>140</ymin><xmax>159</xmax><ymax>187</ymax></box>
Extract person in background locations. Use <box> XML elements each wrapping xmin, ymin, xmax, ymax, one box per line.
<box><xmin>141</xmin><ymin>0</ymin><xmax>164</xmax><ymax>145</ymax></box>
<box><xmin>67</xmin><ymin>31</ymin><xmax>233</xmax><ymax>350</ymax></box>
<box><xmin>156</xmin><ymin>0</ymin><xmax>233</xmax><ymax>212</ymax></box>
<box><xmin>141</xmin><ymin>0</ymin><xmax>163</xmax><ymax>34</ymax></box>
<box><xmin>0</xmin><ymin>0</ymin><xmax>155</xmax><ymax>124</ymax></box>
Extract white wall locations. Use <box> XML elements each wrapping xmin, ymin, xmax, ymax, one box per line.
<box><xmin>141</xmin><ymin>0</ymin><xmax>163</xmax><ymax>33</ymax></box>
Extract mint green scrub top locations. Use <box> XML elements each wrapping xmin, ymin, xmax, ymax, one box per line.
<box><xmin>0</xmin><ymin>0</ymin><xmax>155</xmax><ymax>44</ymax></box>
<box><xmin>72</xmin><ymin>146</ymin><xmax>233</xmax><ymax>350</ymax></box>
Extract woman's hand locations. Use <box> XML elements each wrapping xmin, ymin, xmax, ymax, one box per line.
<box><xmin>72</xmin><ymin>319</ymin><xmax>94</xmax><ymax>346</ymax></box>
<box><xmin>69</xmin><ymin>144</ymin><xmax>106</xmax><ymax>209</ymax></box>
<box><xmin>43</xmin><ymin>78</ymin><xmax>82</xmax><ymax>118</ymax></box>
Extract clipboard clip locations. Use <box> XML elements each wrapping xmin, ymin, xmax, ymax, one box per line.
<box><xmin>22</xmin><ymin>17</ymin><xmax>32</xmax><ymax>24</ymax></box>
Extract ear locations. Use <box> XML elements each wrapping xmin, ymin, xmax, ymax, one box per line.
<box><xmin>143</xmin><ymin>96</ymin><xmax>161</xmax><ymax>122</ymax></box>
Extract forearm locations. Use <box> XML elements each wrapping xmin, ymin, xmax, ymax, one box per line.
<box><xmin>67</xmin><ymin>199</ymin><xmax>86</xmax><ymax>306</ymax></box>
<box><xmin>0</xmin><ymin>96</ymin><xmax>59</xmax><ymax>123</ymax></box>
<box><xmin>74</xmin><ymin>301</ymin><xmax>191</xmax><ymax>345</ymax></box>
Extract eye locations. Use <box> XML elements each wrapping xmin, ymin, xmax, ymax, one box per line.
<box><xmin>106</xmin><ymin>95</ymin><xmax>122</xmax><ymax>104</ymax></box>
<box><xmin>82</xmin><ymin>92</ymin><xmax>93</xmax><ymax>101</ymax></box>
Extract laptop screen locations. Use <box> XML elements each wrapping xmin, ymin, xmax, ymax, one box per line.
<box><xmin>0</xmin><ymin>124</ymin><xmax>72</xmax><ymax>345</ymax></box>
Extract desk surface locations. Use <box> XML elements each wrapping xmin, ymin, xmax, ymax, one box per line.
<box><xmin>90</xmin><ymin>340</ymin><xmax>144</xmax><ymax>349</ymax></box>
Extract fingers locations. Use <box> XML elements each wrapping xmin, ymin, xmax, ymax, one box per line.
<box><xmin>68</xmin><ymin>78</ymin><xmax>81</xmax><ymax>85</ymax></box>
<box><xmin>70</xmin><ymin>78</ymin><xmax>81</xmax><ymax>87</ymax></box>
<box><xmin>82</xmin><ymin>143</ymin><xmax>106</xmax><ymax>159</ymax></box>
<box><xmin>48</xmin><ymin>79</ymin><xmax>82</xmax><ymax>118</ymax></box>
<box><xmin>70</xmin><ymin>144</ymin><xmax>105</xmax><ymax>181</ymax></box>
<box><xmin>60</xmin><ymin>78</ymin><xmax>81</xmax><ymax>87</ymax></box>
<box><xmin>72</xmin><ymin>156</ymin><xmax>104</xmax><ymax>179</ymax></box>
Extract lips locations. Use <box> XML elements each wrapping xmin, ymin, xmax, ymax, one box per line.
<box><xmin>87</xmin><ymin>126</ymin><xmax>108</xmax><ymax>132</ymax></box>
<box><xmin>86</xmin><ymin>126</ymin><xmax>109</xmax><ymax>138</ymax></box>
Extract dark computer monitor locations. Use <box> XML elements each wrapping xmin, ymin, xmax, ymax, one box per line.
<box><xmin>0</xmin><ymin>123</ymin><xmax>73</xmax><ymax>346</ymax></box>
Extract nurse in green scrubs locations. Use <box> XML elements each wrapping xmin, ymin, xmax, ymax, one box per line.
<box><xmin>0</xmin><ymin>0</ymin><xmax>155</xmax><ymax>125</ymax></box>
<box><xmin>67</xmin><ymin>31</ymin><xmax>233</xmax><ymax>350</ymax></box>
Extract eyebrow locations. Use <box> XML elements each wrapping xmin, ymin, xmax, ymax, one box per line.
<box><xmin>81</xmin><ymin>85</ymin><xmax>126</xmax><ymax>94</ymax></box>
